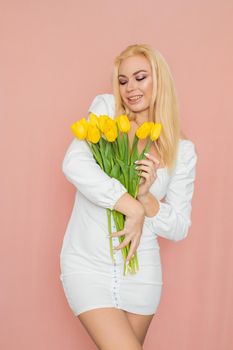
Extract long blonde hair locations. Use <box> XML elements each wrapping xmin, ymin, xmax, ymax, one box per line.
<box><xmin>112</xmin><ymin>43</ymin><xmax>185</xmax><ymax>174</ymax></box>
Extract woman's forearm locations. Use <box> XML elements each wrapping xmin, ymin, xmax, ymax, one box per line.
<box><xmin>113</xmin><ymin>192</ymin><xmax>145</xmax><ymax>217</ymax></box>
<box><xmin>136</xmin><ymin>192</ymin><xmax>160</xmax><ymax>217</ymax></box>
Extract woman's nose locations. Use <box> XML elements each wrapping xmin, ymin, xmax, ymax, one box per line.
<box><xmin>126</xmin><ymin>78</ymin><xmax>137</xmax><ymax>91</ymax></box>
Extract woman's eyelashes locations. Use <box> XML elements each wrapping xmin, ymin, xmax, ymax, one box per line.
<box><xmin>119</xmin><ymin>76</ymin><xmax>146</xmax><ymax>85</ymax></box>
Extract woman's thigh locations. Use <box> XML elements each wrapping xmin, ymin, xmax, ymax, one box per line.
<box><xmin>78</xmin><ymin>307</ymin><xmax>143</xmax><ymax>350</ymax></box>
<box><xmin>125</xmin><ymin>311</ymin><xmax>154</xmax><ymax>345</ymax></box>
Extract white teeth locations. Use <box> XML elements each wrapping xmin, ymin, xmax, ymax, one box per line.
<box><xmin>129</xmin><ymin>95</ymin><xmax>142</xmax><ymax>101</ymax></box>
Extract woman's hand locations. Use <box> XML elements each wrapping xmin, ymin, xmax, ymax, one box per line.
<box><xmin>110</xmin><ymin>207</ymin><xmax>145</xmax><ymax>262</ymax></box>
<box><xmin>135</xmin><ymin>153</ymin><xmax>160</xmax><ymax>197</ymax></box>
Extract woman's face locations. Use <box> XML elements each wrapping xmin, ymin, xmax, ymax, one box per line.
<box><xmin>118</xmin><ymin>54</ymin><xmax>154</xmax><ymax>119</ymax></box>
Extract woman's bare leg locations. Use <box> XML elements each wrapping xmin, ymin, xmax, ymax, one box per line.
<box><xmin>125</xmin><ymin>311</ymin><xmax>154</xmax><ymax>345</ymax></box>
<box><xmin>78</xmin><ymin>307</ymin><xmax>143</xmax><ymax>350</ymax></box>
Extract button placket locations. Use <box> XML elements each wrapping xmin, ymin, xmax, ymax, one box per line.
<box><xmin>112</xmin><ymin>220</ymin><xmax>121</xmax><ymax>258</ymax></box>
<box><xmin>111</xmin><ymin>220</ymin><xmax>121</xmax><ymax>308</ymax></box>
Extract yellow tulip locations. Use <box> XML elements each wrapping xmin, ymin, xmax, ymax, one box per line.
<box><xmin>98</xmin><ymin>115</ymin><xmax>109</xmax><ymax>132</ymax></box>
<box><xmin>89</xmin><ymin>113</ymin><xmax>99</xmax><ymax>128</ymax></box>
<box><xmin>70</xmin><ymin>118</ymin><xmax>88</xmax><ymax>139</ymax></box>
<box><xmin>150</xmin><ymin>123</ymin><xmax>162</xmax><ymax>141</ymax></box>
<box><xmin>103</xmin><ymin>118</ymin><xmax>118</xmax><ymax>142</ymax></box>
<box><xmin>86</xmin><ymin>124</ymin><xmax>101</xmax><ymax>143</ymax></box>
<box><xmin>104</xmin><ymin>127</ymin><xmax>118</xmax><ymax>142</ymax></box>
<box><xmin>148</xmin><ymin>122</ymin><xmax>154</xmax><ymax>131</ymax></box>
<box><xmin>116</xmin><ymin>114</ymin><xmax>131</xmax><ymax>133</ymax></box>
<box><xmin>102</xmin><ymin>118</ymin><xmax>116</xmax><ymax>133</ymax></box>
<box><xmin>136</xmin><ymin>122</ymin><xmax>152</xmax><ymax>139</ymax></box>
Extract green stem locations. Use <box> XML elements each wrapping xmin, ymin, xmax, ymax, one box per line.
<box><xmin>110</xmin><ymin>200</ymin><xmax>140</xmax><ymax>275</ymax></box>
<box><xmin>138</xmin><ymin>138</ymin><xmax>152</xmax><ymax>159</ymax></box>
<box><xmin>134</xmin><ymin>138</ymin><xmax>153</xmax><ymax>197</ymax></box>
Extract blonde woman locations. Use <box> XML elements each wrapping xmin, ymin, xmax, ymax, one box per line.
<box><xmin>59</xmin><ymin>44</ymin><xmax>198</xmax><ymax>349</ymax></box>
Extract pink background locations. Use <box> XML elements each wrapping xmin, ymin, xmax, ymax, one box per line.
<box><xmin>1</xmin><ymin>1</ymin><xmax>232</xmax><ymax>349</ymax></box>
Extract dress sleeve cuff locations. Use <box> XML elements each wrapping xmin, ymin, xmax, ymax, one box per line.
<box><xmin>144</xmin><ymin>201</ymin><xmax>187</xmax><ymax>241</ymax></box>
<box><xmin>144</xmin><ymin>201</ymin><xmax>170</xmax><ymax>230</ymax></box>
<box><xmin>108</xmin><ymin>179</ymin><xmax>128</xmax><ymax>211</ymax></box>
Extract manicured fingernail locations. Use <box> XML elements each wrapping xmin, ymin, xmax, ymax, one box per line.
<box><xmin>134</xmin><ymin>160</ymin><xmax>139</xmax><ymax>164</ymax></box>
<box><xmin>144</xmin><ymin>152</ymin><xmax>149</xmax><ymax>156</ymax></box>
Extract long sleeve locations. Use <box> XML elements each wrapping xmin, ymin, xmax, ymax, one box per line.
<box><xmin>145</xmin><ymin>140</ymin><xmax>198</xmax><ymax>242</ymax></box>
<box><xmin>62</xmin><ymin>94</ymin><xmax>127</xmax><ymax>210</ymax></box>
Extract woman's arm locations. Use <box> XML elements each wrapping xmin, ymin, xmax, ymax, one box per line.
<box><xmin>113</xmin><ymin>192</ymin><xmax>145</xmax><ymax>217</ymax></box>
<box><xmin>111</xmin><ymin>189</ymin><xmax>145</xmax><ymax>262</ymax></box>
<box><xmin>62</xmin><ymin>94</ymin><xmax>128</xmax><ymax>210</ymax></box>
<box><xmin>62</xmin><ymin>93</ymin><xmax>147</xmax><ymax>216</ymax></box>
<box><xmin>138</xmin><ymin>140</ymin><xmax>198</xmax><ymax>242</ymax></box>
<box><xmin>136</xmin><ymin>192</ymin><xmax>160</xmax><ymax>217</ymax></box>
<box><xmin>62</xmin><ymin>138</ymin><xmax>128</xmax><ymax>210</ymax></box>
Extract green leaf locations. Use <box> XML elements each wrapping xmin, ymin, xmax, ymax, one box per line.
<box><xmin>130</xmin><ymin>135</ymin><xmax>139</xmax><ymax>165</ymax></box>
<box><xmin>90</xmin><ymin>144</ymin><xmax>103</xmax><ymax>169</ymax></box>
<box><xmin>119</xmin><ymin>172</ymin><xmax>125</xmax><ymax>187</ymax></box>
<box><xmin>99</xmin><ymin>137</ymin><xmax>106</xmax><ymax>152</ymax></box>
<box><xmin>110</xmin><ymin>163</ymin><xmax>120</xmax><ymax>179</ymax></box>
<box><xmin>130</xmin><ymin>147</ymin><xmax>139</xmax><ymax>165</ymax></box>
<box><xmin>126</xmin><ymin>134</ymin><xmax>130</xmax><ymax>165</ymax></box>
<box><xmin>138</xmin><ymin>138</ymin><xmax>152</xmax><ymax>159</ymax></box>
<box><xmin>128</xmin><ymin>165</ymin><xmax>138</xmax><ymax>195</ymax></box>
<box><xmin>123</xmin><ymin>133</ymin><xmax>129</xmax><ymax>165</ymax></box>
<box><xmin>102</xmin><ymin>157</ymin><xmax>111</xmax><ymax>174</ymax></box>
<box><xmin>132</xmin><ymin>178</ymin><xmax>138</xmax><ymax>197</ymax></box>
<box><xmin>112</xmin><ymin>141</ymin><xmax>119</xmax><ymax>159</ymax></box>
<box><xmin>117</xmin><ymin>132</ymin><xmax>124</xmax><ymax>159</ymax></box>
<box><xmin>105</xmin><ymin>142</ymin><xmax>112</xmax><ymax>159</ymax></box>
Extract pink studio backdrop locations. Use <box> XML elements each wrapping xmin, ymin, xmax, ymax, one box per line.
<box><xmin>1</xmin><ymin>1</ymin><xmax>232</xmax><ymax>349</ymax></box>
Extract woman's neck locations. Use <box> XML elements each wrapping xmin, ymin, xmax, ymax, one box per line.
<box><xmin>129</xmin><ymin>113</ymin><xmax>150</xmax><ymax>126</ymax></box>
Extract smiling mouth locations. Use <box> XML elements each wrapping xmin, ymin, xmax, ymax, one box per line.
<box><xmin>128</xmin><ymin>95</ymin><xmax>143</xmax><ymax>103</ymax></box>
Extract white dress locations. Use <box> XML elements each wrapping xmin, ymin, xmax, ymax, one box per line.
<box><xmin>59</xmin><ymin>93</ymin><xmax>198</xmax><ymax>316</ymax></box>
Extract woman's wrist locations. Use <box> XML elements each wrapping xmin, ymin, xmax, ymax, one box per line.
<box><xmin>137</xmin><ymin>192</ymin><xmax>160</xmax><ymax>217</ymax></box>
<box><xmin>113</xmin><ymin>192</ymin><xmax>145</xmax><ymax>217</ymax></box>
<box><xmin>136</xmin><ymin>192</ymin><xmax>150</xmax><ymax>203</ymax></box>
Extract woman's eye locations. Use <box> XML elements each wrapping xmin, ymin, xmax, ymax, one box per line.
<box><xmin>119</xmin><ymin>76</ymin><xmax>146</xmax><ymax>85</ymax></box>
<box><xmin>136</xmin><ymin>76</ymin><xmax>146</xmax><ymax>81</ymax></box>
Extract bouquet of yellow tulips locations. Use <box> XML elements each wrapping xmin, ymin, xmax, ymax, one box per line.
<box><xmin>70</xmin><ymin>113</ymin><xmax>162</xmax><ymax>276</ymax></box>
